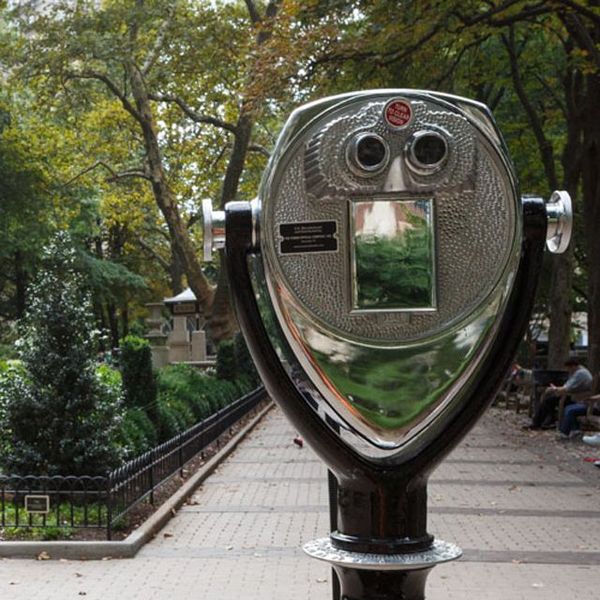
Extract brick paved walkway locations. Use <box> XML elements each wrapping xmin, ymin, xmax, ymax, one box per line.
<box><xmin>1</xmin><ymin>405</ymin><xmax>599</xmax><ymax>599</ymax></box>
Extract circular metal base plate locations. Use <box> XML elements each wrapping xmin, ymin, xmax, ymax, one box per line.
<box><xmin>303</xmin><ymin>538</ymin><xmax>462</xmax><ymax>571</ymax></box>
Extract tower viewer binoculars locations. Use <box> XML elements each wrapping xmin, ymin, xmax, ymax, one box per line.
<box><xmin>202</xmin><ymin>90</ymin><xmax>572</xmax><ymax>600</ymax></box>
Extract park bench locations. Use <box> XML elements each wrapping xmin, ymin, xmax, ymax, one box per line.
<box><xmin>494</xmin><ymin>369</ymin><xmax>534</xmax><ymax>414</ymax></box>
<box><xmin>556</xmin><ymin>373</ymin><xmax>600</xmax><ymax>432</ymax></box>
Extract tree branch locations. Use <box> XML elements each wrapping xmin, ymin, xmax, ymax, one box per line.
<box><xmin>136</xmin><ymin>238</ymin><xmax>170</xmax><ymax>271</ymax></box>
<box><xmin>502</xmin><ymin>27</ymin><xmax>558</xmax><ymax>190</ymax></box>
<box><xmin>142</xmin><ymin>5</ymin><xmax>176</xmax><ymax>76</ymax></box>
<box><xmin>534</xmin><ymin>73</ymin><xmax>568</xmax><ymax>119</ymax></box>
<box><xmin>248</xmin><ymin>143</ymin><xmax>271</xmax><ymax>158</ymax></box>
<box><xmin>62</xmin><ymin>160</ymin><xmax>150</xmax><ymax>187</ymax></box>
<box><xmin>556</xmin><ymin>0</ymin><xmax>600</xmax><ymax>28</ymax></box>
<box><xmin>561</xmin><ymin>11</ymin><xmax>600</xmax><ymax>71</ymax></box>
<box><xmin>64</xmin><ymin>70</ymin><xmax>143</xmax><ymax>123</ymax></box>
<box><xmin>148</xmin><ymin>93</ymin><xmax>239</xmax><ymax>135</ymax></box>
<box><xmin>452</xmin><ymin>1</ymin><xmax>549</xmax><ymax>28</ymax></box>
<box><xmin>431</xmin><ymin>36</ymin><xmax>489</xmax><ymax>88</ymax></box>
<box><xmin>265</xmin><ymin>0</ymin><xmax>281</xmax><ymax>19</ymax></box>
<box><xmin>308</xmin><ymin>16</ymin><xmax>446</xmax><ymax>72</ymax></box>
<box><xmin>244</xmin><ymin>0</ymin><xmax>262</xmax><ymax>24</ymax></box>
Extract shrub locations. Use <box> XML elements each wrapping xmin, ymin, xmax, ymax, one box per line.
<box><xmin>0</xmin><ymin>343</ymin><xmax>17</xmax><ymax>361</ymax></box>
<box><xmin>120</xmin><ymin>407</ymin><xmax>158</xmax><ymax>458</ymax></box>
<box><xmin>119</xmin><ymin>335</ymin><xmax>157</xmax><ymax>409</ymax></box>
<box><xmin>152</xmin><ymin>364</ymin><xmax>256</xmax><ymax>443</ymax></box>
<box><xmin>0</xmin><ymin>233</ymin><xmax>123</xmax><ymax>476</ymax></box>
<box><xmin>157</xmin><ymin>364</ymin><xmax>211</xmax><ymax>421</ymax></box>
<box><xmin>216</xmin><ymin>339</ymin><xmax>236</xmax><ymax>380</ymax></box>
<box><xmin>233</xmin><ymin>333</ymin><xmax>260</xmax><ymax>386</ymax></box>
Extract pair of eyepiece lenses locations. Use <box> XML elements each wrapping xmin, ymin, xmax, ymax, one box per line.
<box><xmin>347</xmin><ymin>130</ymin><xmax>448</xmax><ymax>176</ymax></box>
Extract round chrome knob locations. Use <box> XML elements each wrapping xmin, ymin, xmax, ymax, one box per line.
<box><xmin>546</xmin><ymin>190</ymin><xmax>572</xmax><ymax>254</ymax></box>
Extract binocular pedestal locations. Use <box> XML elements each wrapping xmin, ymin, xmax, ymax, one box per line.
<box><xmin>203</xmin><ymin>88</ymin><xmax>573</xmax><ymax>599</ymax></box>
<box><xmin>305</xmin><ymin>474</ymin><xmax>461</xmax><ymax>599</ymax></box>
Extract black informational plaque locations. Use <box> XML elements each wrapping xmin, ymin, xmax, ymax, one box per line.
<box><xmin>24</xmin><ymin>494</ymin><xmax>50</xmax><ymax>514</ymax></box>
<box><xmin>280</xmin><ymin>221</ymin><xmax>338</xmax><ymax>254</ymax></box>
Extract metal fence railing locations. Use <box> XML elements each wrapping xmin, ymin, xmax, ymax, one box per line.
<box><xmin>0</xmin><ymin>475</ymin><xmax>108</xmax><ymax>533</ymax></box>
<box><xmin>0</xmin><ymin>387</ymin><xmax>267</xmax><ymax>540</ymax></box>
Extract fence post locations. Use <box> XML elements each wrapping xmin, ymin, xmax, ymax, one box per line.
<box><xmin>106</xmin><ymin>474</ymin><xmax>113</xmax><ymax>541</ymax></box>
<box><xmin>178</xmin><ymin>433</ymin><xmax>184</xmax><ymax>478</ymax></box>
<box><xmin>149</xmin><ymin>448</ymin><xmax>155</xmax><ymax>505</ymax></box>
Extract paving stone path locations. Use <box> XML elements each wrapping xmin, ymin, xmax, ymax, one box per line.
<box><xmin>1</xmin><ymin>405</ymin><xmax>599</xmax><ymax>599</ymax></box>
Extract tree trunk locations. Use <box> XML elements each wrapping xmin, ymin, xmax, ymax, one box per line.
<box><xmin>207</xmin><ymin>111</ymin><xmax>255</xmax><ymax>342</ymax></box>
<box><xmin>582</xmin><ymin>73</ymin><xmax>600</xmax><ymax>375</ymax></box>
<box><xmin>169</xmin><ymin>246</ymin><xmax>184</xmax><ymax>296</ymax></box>
<box><xmin>546</xmin><ymin>248</ymin><xmax>573</xmax><ymax>369</ymax></box>
<box><xmin>503</xmin><ymin>27</ymin><xmax>576</xmax><ymax>370</ymax></box>
<box><xmin>126</xmin><ymin>62</ymin><xmax>215</xmax><ymax>315</ymax></box>
<box><xmin>547</xmin><ymin>87</ymin><xmax>582</xmax><ymax>369</ymax></box>
<box><xmin>206</xmin><ymin>2</ymin><xmax>281</xmax><ymax>342</ymax></box>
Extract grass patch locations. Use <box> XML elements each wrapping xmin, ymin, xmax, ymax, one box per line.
<box><xmin>0</xmin><ymin>499</ymin><xmax>107</xmax><ymax>540</ymax></box>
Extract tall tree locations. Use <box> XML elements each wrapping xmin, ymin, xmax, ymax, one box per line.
<box><xmin>3</xmin><ymin>0</ymin><xmax>333</xmax><ymax>342</ymax></box>
<box><xmin>0</xmin><ymin>233</ymin><xmax>124</xmax><ymax>476</ymax></box>
<box><xmin>307</xmin><ymin>0</ymin><xmax>600</xmax><ymax>371</ymax></box>
<box><xmin>0</xmin><ymin>100</ymin><xmax>51</xmax><ymax>321</ymax></box>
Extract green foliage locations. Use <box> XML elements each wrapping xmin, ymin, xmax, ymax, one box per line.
<box><xmin>0</xmin><ymin>343</ymin><xmax>17</xmax><ymax>360</ymax></box>
<box><xmin>233</xmin><ymin>332</ymin><xmax>260</xmax><ymax>386</ymax></box>
<box><xmin>215</xmin><ymin>334</ymin><xmax>260</xmax><ymax>385</ymax></box>
<box><xmin>355</xmin><ymin>209</ymin><xmax>433</xmax><ymax>309</ymax></box>
<box><xmin>0</xmin><ymin>498</ymin><xmax>104</xmax><ymax>540</ymax></box>
<box><xmin>119</xmin><ymin>334</ymin><xmax>157</xmax><ymax>409</ymax></box>
<box><xmin>0</xmin><ymin>98</ymin><xmax>52</xmax><ymax>321</ymax></box>
<box><xmin>119</xmin><ymin>407</ymin><xmax>158</xmax><ymax>458</ymax></box>
<box><xmin>216</xmin><ymin>339</ymin><xmax>237</xmax><ymax>380</ymax></box>
<box><xmin>153</xmin><ymin>364</ymin><xmax>254</xmax><ymax>443</ymax></box>
<box><xmin>0</xmin><ymin>233</ymin><xmax>124</xmax><ymax>476</ymax></box>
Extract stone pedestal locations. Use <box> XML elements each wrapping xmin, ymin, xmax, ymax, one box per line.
<box><xmin>145</xmin><ymin>302</ymin><xmax>169</xmax><ymax>369</ymax></box>
<box><xmin>168</xmin><ymin>315</ymin><xmax>191</xmax><ymax>363</ymax></box>
<box><xmin>191</xmin><ymin>330</ymin><xmax>207</xmax><ymax>362</ymax></box>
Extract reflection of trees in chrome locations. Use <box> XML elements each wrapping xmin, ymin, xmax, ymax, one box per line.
<box><xmin>356</xmin><ymin>214</ymin><xmax>432</xmax><ymax>309</ymax></box>
<box><xmin>314</xmin><ymin>331</ymin><xmax>475</xmax><ymax>431</ymax></box>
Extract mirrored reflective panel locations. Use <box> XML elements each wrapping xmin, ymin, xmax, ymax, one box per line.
<box><xmin>351</xmin><ymin>199</ymin><xmax>435</xmax><ymax>311</ymax></box>
<box><xmin>278</xmin><ymin>291</ymin><xmax>503</xmax><ymax>449</ymax></box>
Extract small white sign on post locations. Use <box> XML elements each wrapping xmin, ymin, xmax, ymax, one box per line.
<box><xmin>24</xmin><ymin>494</ymin><xmax>50</xmax><ymax>514</ymax></box>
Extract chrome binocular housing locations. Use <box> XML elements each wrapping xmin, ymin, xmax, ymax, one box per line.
<box><xmin>203</xmin><ymin>90</ymin><xmax>572</xmax><ymax>462</ymax></box>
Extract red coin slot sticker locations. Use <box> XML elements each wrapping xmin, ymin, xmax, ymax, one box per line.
<box><xmin>384</xmin><ymin>99</ymin><xmax>413</xmax><ymax>128</ymax></box>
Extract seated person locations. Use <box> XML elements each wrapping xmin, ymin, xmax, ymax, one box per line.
<box><xmin>525</xmin><ymin>358</ymin><xmax>592</xmax><ymax>432</ymax></box>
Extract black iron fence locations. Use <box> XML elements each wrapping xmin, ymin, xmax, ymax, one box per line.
<box><xmin>0</xmin><ymin>387</ymin><xmax>267</xmax><ymax>540</ymax></box>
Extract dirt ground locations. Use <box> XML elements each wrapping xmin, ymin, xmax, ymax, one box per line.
<box><xmin>482</xmin><ymin>405</ymin><xmax>600</xmax><ymax>487</ymax></box>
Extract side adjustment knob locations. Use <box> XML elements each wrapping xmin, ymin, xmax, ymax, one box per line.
<box><xmin>545</xmin><ymin>190</ymin><xmax>572</xmax><ymax>254</ymax></box>
<box><xmin>201</xmin><ymin>198</ymin><xmax>225</xmax><ymax>262</ymax></box>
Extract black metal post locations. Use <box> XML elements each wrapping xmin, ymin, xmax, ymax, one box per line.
<box><xmin>106</xmin><ymin>474</ymin><xmax>113</xmax><ymax>541</ymax></box>
<box><xmin>333</xmin><ymin>566</ymin><xmax>431</xmax><ymax>600</ymax></box>
<box><xmin>224</xmin><ymin>198</ymin><xmax>548</xmax><ymax>600</ymax></box>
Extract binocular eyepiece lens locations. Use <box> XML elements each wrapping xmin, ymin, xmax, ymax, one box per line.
<box><xmin>357</xmin><ymin>135</ymin><xmax>387</xmax><ymax>168</ymax></box>
<box><xmin>408</xmin><ymin>130</ymin><xmax>448</xmax><ymax>172</ymax></box>
<box><xmin>347</xmin><ymin>132</ymin><xmax>389</xmax><ymax>175</ymax></box>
